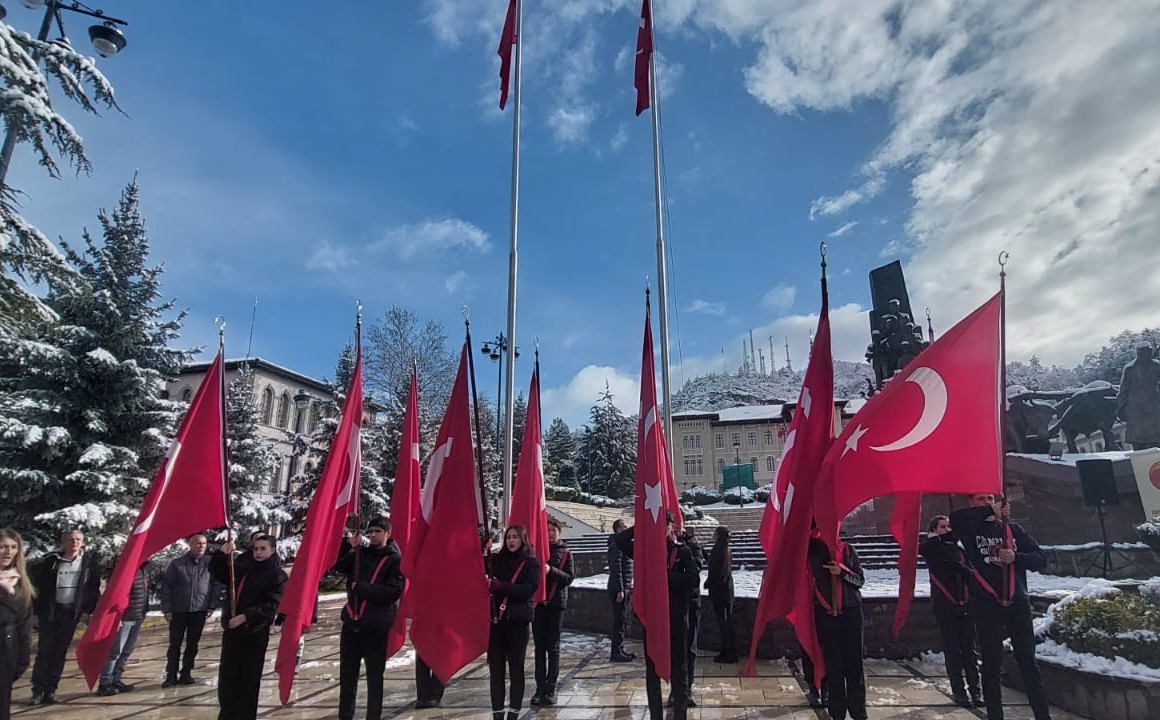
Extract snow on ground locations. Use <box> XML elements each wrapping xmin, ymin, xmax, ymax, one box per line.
<box><xmin>573</xmin><ymin>569</ymin><xmax>1102</xmax><ymax>599</ymax></box>
<box><xmin>1035</xmin><ymin>639</ymin><xmax>1160</xmax><ymax>682</ymax></box>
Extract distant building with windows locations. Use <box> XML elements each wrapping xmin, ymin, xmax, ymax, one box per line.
<box><xmin>164</xmin><ymin>358</ymin><xmax>362</xmax><ymax>502</ymax></box>
<box><xmin>670</xmin><ymin>399</ymin><xmax>865</xmax><ymax>494</ymax></box>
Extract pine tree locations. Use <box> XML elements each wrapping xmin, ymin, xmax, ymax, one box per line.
<box><xmin>543</xmin><ymin>417</ymin><xmax>578</xmax><ymax>489</ymax></box>
<box><xmin>1077</xmin><ymin>329</ymin><xmax>1160</xmax><ymax>385</ymax></box>
<box><xmin>577</xmin><ymin>385</ymin><xmax>636</xmax><ymax>500</ymax></box>
<box><xmin>224</xmin><ymin>364</ymin><xmax>289</xmax><ymax>536</ymax></box>
<box><xmin>0</xmin><ymin>179</ymin><xmax>189</xmax><ymax>554</ymax></box>
<box><xmin>510</xmin><ymin>391</ymin><xmax>527</xmax><ymax>476</ymax></box>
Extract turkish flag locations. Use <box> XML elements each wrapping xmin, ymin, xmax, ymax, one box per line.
<box><xmin>747</xmin><ymin>282</ymin><xmax>832</xmax><ymax>675</ymax></box>
<box><xmin>401</xmin><ymin>344</ymin><xmax>490</xmax><ymax>683</ymax></box>
<box><xmin>497</xmin><ymin>0</ymin><xmax>517</xmax><ymax>109</ymax></box>
<box><xmin>387</xmin><ymin>368</ymin><xmax>421</xmax><ymax>660</ymax></box>
<box><xmin>634</xmin><ymin>0</ymin><xmax>653</xmax><ymax>115</ymax></box>
<box><xmin>890</xmin><ymin>493</ymin><xmax>922</xmax><ymax>638</ymax></box>
<box><xmin>633</xmin><ymin>297</ymin><xmax>681</xmax><ymax>680</ymax></box>
<box><xmin>276</xmin><ymin>350</ymin><xmax>363</xmax><ymax>703</ymax></box>
<box><xmin>814</xmin><ymin>293</ymin><xmax>1003</xmax><ymax>551</ymax></box>
<box><xmin>75</xmin><ymin>349</ymin><xmax>228</xmax><ymax>689</ymax></box>
<box><xmin>508</xmin><ymin>365</ymin><xmax>549</xmax><ymax>603</ymax></box>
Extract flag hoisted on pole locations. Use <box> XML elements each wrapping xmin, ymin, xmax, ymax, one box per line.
<box><xmin>634</xmin><ymin>0</ymin><xmax>675</xmax><ymax>475</ymax></box>
<box><xmin>747</xmin><ymin>245</ymin><xmax>832</xmax><ymax>681</ymax></box>
<box><xmin>508</xmin><ymin>357</ymin><xmax>548</xmax><ymax>603</ymax></box>
<box><xmin>387</xmin><ymin>365</ymin><xmax>421</xmax><ymax>660</ymax></box>
<box><xmin>496</xmin><ymin>0</ymin><xmax>523</xmax><ymax>526</ymax></box>
<box><xmin>633</xmin><ymin>291</ymin><xmax>682</xmax><ymax>680</ymax></box>
<box><xmin>75</xmin><ymin>328</ymin><xmax>229</xmax><ymax>690</ymax></box>
<box><xmin>275</xmin><ymin>310</ymin><xmax>364</xmax><ymax>703</ymax></box>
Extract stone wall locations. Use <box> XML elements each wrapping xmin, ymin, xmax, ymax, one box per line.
<box><xmin>1002</xmin><ymin>654</ymin><xmax>1160</xmax><ymax>720</ymax></box>
<box><xmin>562</xmin><ymin>586</ymin><xmax>942</xmax><ymax>659</ymax></box>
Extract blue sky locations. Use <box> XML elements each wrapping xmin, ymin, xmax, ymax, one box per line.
<box><xmin>8</xmin><ymin>0</ymin><xmax>1160</xmax><ymax>427</ymax></box>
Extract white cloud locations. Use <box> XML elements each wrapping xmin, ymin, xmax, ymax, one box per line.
<box><xmin>541</xmin><ymin>364</ymin><xmax>640</xmax><ymax>427</ymax></box>
<box><xmin>687</xmin><ymin>299</ymin><xmax>725</xmax><ymax>316</ymax></box>
<box><xmin>828</xmin><ymin>221</ymin><xmax>858</xmax><ymax>237</ymax></box>
<box><xmin>306</xmin><ymin>241</ymin><xmax>352</xmax><ymax>273</ymax></box>
<box><xmin>444</xmin><ymin>270</ymin><xmax>468</xmax><ymax>294</ymax></box>
<box><xmin>810</xmin><ymin>177</ymin><xmax>884</xmax><ymax>220</ymax></box>
<box><xmin>373</xmin><ymin>218</ymin><xmax>490</xmax><ymax>260</ymax></box>
<box><xmin>610</xmin><ymin>124</ymin><xmax>629</xmax><ymax>152</ymax></box>
<box><xmin>547</xmin><ymin>105</ymin><xmax>598</xmax><ymax>145</ymax></box>
<box><xmin>762</xmin><ymin>284</ymin><xmax>796</xmax><ymax>310</ymax></box>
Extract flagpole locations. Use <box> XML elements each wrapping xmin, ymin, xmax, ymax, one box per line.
<box><xmin>215</xmin><ymin>316</ymin><xmax>237</xmax><ymax>619</ymax></box>
<box><xmin>500</xmin><ymin>0</ymin><xmax>524</xmax><ymax>529</ymax></box>
<box><xmin>463</xmin><ymin>309</ymin><xmax>492</xmax><ymax>547</ymax></box>
<box><xmin>646</xmin><ymin>2</ymin><xmax>674</xmax><ymax>471</ymax></box>
<box><xmin>351</xmin><ymin>302</ymin><xmax>363</xmax><ymax>617</ymax></box>
<box><xmin>998</xmin><ymin>251</ymin><xmax>1011</xmax><ymax>602</ymax></box>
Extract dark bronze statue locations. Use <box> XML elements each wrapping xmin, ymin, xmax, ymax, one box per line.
<box><xmin>1117</xmin><ymin>342</ymin><xmax>1160</xmax><ymax>449</ymax></box>
<box><xmin>1007</xmin><ymin>382</ymin><xmax>1120</xmax><ymax>453</ymax></box>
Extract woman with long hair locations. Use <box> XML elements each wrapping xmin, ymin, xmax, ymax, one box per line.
<box><xmin>486</xmin><ymin>525</ymin><xmax>541</xmax><ymax>720</ymax></box>
<box><xmin>706</xmin><ymin>525</ymin><xmax>737</xmax><ymax>663</ymax></box>
<box><xmin>0</xmin><ymin>529</ymin><xmax>34</xmax><ymax>720</ymax></box>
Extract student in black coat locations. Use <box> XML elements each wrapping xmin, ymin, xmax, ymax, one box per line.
<box><xmin>0</xmin><ymin>529</ymin><xmax>33</xmax><ymax>720</ymax></box>
<box><xmin>808</xmin><ymin>530</ymin><xmax>867</xmax><ymax>720</ymax></box>
<box><xmin>530</xmin><ymin>517</ymin><xmax>574</xmax><ymax>706</ymax></box>
<box><xmin>615</xmin><ymin>511</ymin><xmax>698</xmax><ymax>720</ymax></box>
<box><xmin>919</xmin><ymin>514</ymin><xmax>982</xmax><ymax>708</ymax></box>
<box><xmin>210</xmin><ymin>534</ymin><xmax>287</xmax><ymax>720</ymax></box>
<box><xmin>487</xmin><ymin>525</ymin><xmax>541</xmax><ymax>720</ymax></box>
<box><xmin>951</xmin><ymin>494</ymin><xmax>1051</xmax><ymax>720</ymax></box>
<box><xmin>333</xmin><ymin>516</ymin><xmax>405</xmax><ymax>720</ymax></box>
<box><xmin>606</xmin><ymin>518</ymin><xmax>634</xmax><ymax>662</ymax></box>
<box><xmin>705</xmin><ymin>525</ymin><xmax>737</xmax><ymax>663</ymax></box>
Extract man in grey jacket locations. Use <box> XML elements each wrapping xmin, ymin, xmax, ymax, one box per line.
<box><xmin>159</xmin><ymin>534</ymin><xmax>223</xmax><ymax>687</ymax></box>
<box><xmin>606</xmin><ymin>519</ymin><xmax>634</xmax><ymax>662</ymax></box>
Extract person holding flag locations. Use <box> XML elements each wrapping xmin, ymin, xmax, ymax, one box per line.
<box><xmin>486</xmin><ymin>525</ymin><xmax>541</xmax><ymax>720</ymax></box>
<box><xmin>333</xmin><ymin>516</ymin><xmax>404</xmax><ymax>720</ymax></box>
<box><xmin>210</xmin><ymin>535</ymin><xmax>287</xmax><ymax>720</ymax></box>
<box><xmin>807</xmin><ymin>525</ymin><xmax>867</xmax><ymax>720</ymax></box>
<box><xmin>951</xmin><ymin>495</ymin><xmax>1051</xmax><ymax>720</ymax></box>
<box><xmin>919</xmin><ymin>514</ymin><xmax>982</xmax><ymax>708</ymax></box>
<box><xmin>530</xmin><ymin>516</ymin><xmax>574</xmax><ymax>707</ymax></box>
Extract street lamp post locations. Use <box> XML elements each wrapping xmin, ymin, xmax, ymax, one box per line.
<box><xmin>479</xmin><ymin>334</ymin><xmax>519</xmax><ymax>449</ymax></box>
<box><xmin>0</xmin><ymin>0</ymin><xmax>129</xmax><ymax>187</ymax></box>
<box><xmin>285</xmin><ymin>389</ymin><xmax>312</xmax><ymax>496</ymax></box>
<box><xmin>733</xmin><ymin>438</ymin><xmax>746</xmax><ymax>509</ymax></box>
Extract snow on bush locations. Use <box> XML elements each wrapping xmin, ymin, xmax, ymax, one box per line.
<box><xmin>680</xmin><ymin>485</ymin><xmax>721</xmax><ymax>505</ymax></box>
<box><xmin>754</xmin><ymin>483</ymin><xmax>772</xmax><ymax>503</ymax></box>
<box><xmin>1038</xmin><ymin>580</ymin><xmax>1160</xmax><ymax>671</ymax></box>
<box><xmin>1137</xmin><ymin>522</ymin><xmax>1160</xmax><ymax>555</ymax></box>
<box><xmin>721</xmin><ymin>486</ymin><xmax>755</xmax><ymax>505</ymax></box>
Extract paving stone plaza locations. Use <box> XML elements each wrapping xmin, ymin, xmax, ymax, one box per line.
<box><xmin>9</xmin><ymin>597</ymin><xmax>1085</xmax><ymax>720</ymax></box>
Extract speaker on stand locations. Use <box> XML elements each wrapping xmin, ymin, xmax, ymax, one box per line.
<box><xmin>1076</xmin><ymin>459</ymin><xmax>1146</xmax><ymax>578</ymax></box>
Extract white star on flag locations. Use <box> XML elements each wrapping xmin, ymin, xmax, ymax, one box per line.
<box><xmin>644</xmin><ymin>480</ymin><xmax>663</xmax><ymax>523</ymax></box>
<box><xmin>842</xmin><ymin>424</ymin><xmax>869</xmax><ymax>459</ymax></box>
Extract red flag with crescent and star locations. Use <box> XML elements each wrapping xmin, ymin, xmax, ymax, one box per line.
<box><xmin>276</xmin><ymin>344</ymin><xmax>363</xmax><ymax>703</ymax></box>
<box><xmin>634</xmin><ymin>0</ymin><xmax>653</xmax><ymax>115</ymax></box>
<box><xmin>632</xmin><ymin>295</ymin><xmax>682</xmax><ymax>680</ymax></box>
<box><xmin>386</xmin><ymin>367</ymin><xmax>421</xmax><ymax>660</ymax></box>
<box><xmin>814</xmin><ymin>293</ymin><xmax>1003</xmax><ymax>553</ymax></box>
<box><xmin>508</xmin><ymin>363</ymin><xmax>549</xmax><ymax>603</ymax></box>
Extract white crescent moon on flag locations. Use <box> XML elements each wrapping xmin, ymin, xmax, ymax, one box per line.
<box><xmin>420</xmin><ymin>438</ymin><xmax>452</xmax><ymax>522</ymax></box>
<box><xmin>869</xmin><ymin>367</ymin><xmax>948</xmax><ymax>452</ymax></box>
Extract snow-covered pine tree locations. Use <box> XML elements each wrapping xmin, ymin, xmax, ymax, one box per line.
<box><xmin>510</xmin><ymin>390</ymin><xmax>526</xmax><ymax>476</ymax></box>
<box><xmin>543</xmin><ymin>417</ymin><xmax>579</xmax><ymax>490</ymax></box>
<box><xmin>224</xmin><ymin>363</ymin><xmax>289</xmax><ymax>536</ymax></box>
<box><xmin>283</xmin><ymin>345</ymin><xmax>389</xmax><ymax>542</ymax></box>
<box><xmin>577</xmin><ymin>385</ymin><xmax>636</xmax><ymax>500</ymax></box>
<box><xmin>1</xmin><ymin>179</ymin><xmax>190</xmax><ymax>554</ymax></box>
<box><xmin>0</xmin><ymin>22</ymin><xmax>119</xmax><ymax>333</ymax></box>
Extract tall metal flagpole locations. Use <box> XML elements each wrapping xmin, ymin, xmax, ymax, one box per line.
<box><xmin>646</xmin><ymin>2</ymin><xmax>674</xmax><ymax>469</ymax></box>
<box><xmin>499</xmin><ymin>0</ymin><xmax>524</xmax><ymax>528</ymax></box>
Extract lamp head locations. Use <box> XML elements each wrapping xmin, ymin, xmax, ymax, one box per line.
<box><xmin>88</xmin><ymin>21</ymin><xmax>127</xmax><ymax>57</ymax></box>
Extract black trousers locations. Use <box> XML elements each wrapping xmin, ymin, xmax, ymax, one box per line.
<box><xmin>415</xmin><ymin>656</ymin><xmax>444</xmax><ymax>703</ymax></box>
<box><xmin>608</xmin><ymin>590</ymin><xmax>629</xmax><ymax>657</ymax></box>
<box><xmin>487</xmin><ymin>619</ymin><xmax>530</xmax><ymax>714</ymax></box>
<box><xmin>815</xmin><ymin>607</ymin><xmax>867</xmax><ymax>720</ymax></box>
<box><xmin>532</xmin><ymin>605</ymin><xmax>564</xmax><ymax>695</ymax></box>
<box><xmin>974</xmin><ymin>600</ymin><xmax>1051</xmax><ymax>720</ymax></box>
<box><xmin>338</xmin><ymin>624</ymin><xmax>388</xmax><ymax>720</ymax></box>
<box><xmin>30</xmin><ymin>604</ymin><xmax>77</xmax><ymax>696</ymax></box>
<box><xmin>711</xmin><ymin>596</ymin><xmax>737</xmax><ymax>660</ymax></box>
<box><xmin>217</xmin><ymin>631</ymin><xmax>270</xmax><ymax>720</ymax></box>
<box><xmin>935</xmin><ymin>607</ymin><xmax>981</xmax><ymax>700</ymax></box>
<box><xmin>800</xmin><ymin>642</ymin><xmax>822</xmax><ymax>692</ymax></box>
<box><xmin>643</xmin><ymin>618</ymin><xmax>688</xmax><ymax>720</ymax></box>
<box><xmin>166</xmin><ymin>610</ymin><xmax>208</xmax><ymax>678</ymax></box>
<box><xmin>1</xmin><ymin>639</ymin><xmax>23</xmax><ymax>720</ymax></box>
<box><xmin>684</xmin><ymin>601</ymin><xmax>700</xmax><ymax>695</ymax></box>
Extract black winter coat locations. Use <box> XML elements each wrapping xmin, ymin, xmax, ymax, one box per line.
<box><xmin>0</xmin><ymin>590</ymin><xmax>32</xmax><ymax>682</ymax></box>
<box><xmin>950</xmin><ymin>505</ymin><xmax>1047</xmax><ymax>606</ymax></box>
<box><xmin>606</xmin><ymin>532</ymin><xmax>633</xmax><ymax>593</ymax></box>
<box><xmin>29</xmin><ymin>551</ymin><xmax>101</xmax><ymax>623</ymax></box>
<box><xmin>919</xmin><ymin>533</ymin><xmax>971</xmax><ymax>615</ymax></box>
<box><xmin>209</xmin><ymin>551</ymin><xmax>287</xmax><ymax>636</ymax></box>
<box><xmin>488</xmin><ymin>548</ymin><xmax>541</xmax><ymax>624</ymax></box>
<box><xmin>541</xmin><ymin>542</ymin><xmax>575</xmax><ymax>611</ymax></box>
<box><xmin>333</xmin><ymin>540</ymin><xmax>405</xmax><ymax>632</ymax></box>
<box><xmin>160</xmin><ymin>553</ymin><xmax>224</xmax><ymax>614</ymax></box>
<box><xmin>705</xmin><ymin>541</ymin><xmax>734</xmax><ymax>604</ymax></box>
<box><xmin>808</xmin><ymin>537</ymin><xmax>864</xmax><ymax>611</ymax></box>
<box><xmin>614</xmin><ymin>527</ymin><xmax>700</xmax><ymax>621</ymax></box>
<box><xmin>123</xmin><ymin>566</ymin><xmax>149</xmax><ymax>623</ymax></box>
